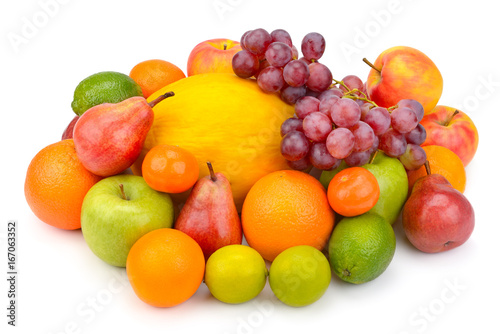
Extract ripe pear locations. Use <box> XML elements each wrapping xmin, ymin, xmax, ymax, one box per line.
<box><xmin>175</xmin><ymin>162</ymin><xmax>242</xmax><ymax>260</ymax></box>
<box><xmin>402</xmin><ymin>163</ymin><xmax>474</xmax><ymax>253</ymax></box>
<box><xmin>73</xmin><ymin>92</ymin><xmax>173</xmax><ymax>177</ymax></box>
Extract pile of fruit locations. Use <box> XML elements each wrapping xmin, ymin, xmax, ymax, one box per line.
<box><xmin>24</xmin><ymin>28</ymin><xmax>479</xmax><ymax>308</ymax></box>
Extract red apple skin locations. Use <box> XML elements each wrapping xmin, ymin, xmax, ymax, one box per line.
<box><xmin>420</xmin><ymin>106</ymin><xmax>479</xmax><ymax>167</ymax></box>
<box><xmin>62</xmin><ymin>115</ymin><xmax>80</xmax><ymax>140</ymax></box>
<box><xmin>402</xmin><ymin>174</ymin><xmax>474</xmax><ymax>253</ymax></box>
<box><xmin>73</xmin><ymin>97</ymin><xmax>153</xmax><ymax>177</ymax></box>
<box><xmin>366</xmin><ymin>46</ymin><xmax>443</xmax><ymax>114</ymax></box>
<box><xmin>187</xmin><ymin>38</ymin><xmax>242</xmax><ymax>76</ymax></box>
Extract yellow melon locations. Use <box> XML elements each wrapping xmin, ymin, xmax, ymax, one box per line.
<box><xmin>131</xmin><ymin>73</ymin><xmax>295</xmax><ymax>210</ymax></box>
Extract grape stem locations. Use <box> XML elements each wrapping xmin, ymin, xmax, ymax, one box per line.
<box><xmin>332</xmin><ymin>78</ymin><xmax>379</xmax><ymax>107</ymax></box>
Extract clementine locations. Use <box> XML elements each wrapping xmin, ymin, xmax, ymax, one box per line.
<box><xmin>129</xmin><ymin>59</ymin><xmax>186</xmax><ymax>98</ymax></box>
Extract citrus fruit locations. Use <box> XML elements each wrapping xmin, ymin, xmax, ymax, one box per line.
<box><xmin>269</xmin><ymin>245</ymin><xmax>331</xmax><ymax>307</ymax></box>
<box><xmin>241</xmin><ymin>170</ymin><xmax>335</xmax><ymax>262</ymax></box>
<box><xmin>142</xmin><ymin>145</ymin><xmax>200</xmax><ymax>194</ymax></box>
<box><xmin>126</xmin><ymin>228</ymin><xmax>205</xmax><ymax>308</ymax></box>
<box><xmin>71</xmin><ymin>71</ymin><xmax>143</xmax><ymax>116</ymax></box>
<box><xmin>129</xmin><ymin>59</ymin><xmax>186</xmax><ymax>98</ymax></box>
<box><xmin>205</xmin><ymin>245</ymin><xmax>268</xmax><ymax>304</ymax></box>
<box><xmin>24</xmin><ymin>139</ymin><xmax>102</xmax><ymax>230</ymax></box>
<box><xmin>130</xmin><ymin>73</ymin><xmax>295</xmax><ymax>210</ymax></box>
<box><xmin>407</xmin><ymin>145</ymin><xmax>466</xmax><ymax>193</ymax></box>
<box><xmin>327</xmin><ymin>167</ymin><xmax>380</xmax><ymax>217</ymax></box>
<box><xmin>329</xmin><ymin>213</ymin><xmax>396</xmax><ymax>284</ymax></box>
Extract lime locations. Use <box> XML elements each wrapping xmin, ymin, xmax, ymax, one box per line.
<box><xmin>204</xmin><ymin>245</ymin><xmax>268</xmax><ymax>304</ymax></box>
<box><xmin>269</xmin><ymin>245</ymin><xmax>331</xmax><ymax>307</ymax></box>
<box><xmin>71</xmin><ymin>71</ymin><xmax>143</xmax><ymax>116</ymax></box>
<box><xmin>329</xmin><ymin>212</ymin><xmax>396</xmax><ymax>284</ymax></box>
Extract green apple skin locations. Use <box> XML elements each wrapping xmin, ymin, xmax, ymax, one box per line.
<box><xmin>320</xmin><ymin>152</ymin><xmax>408</xmax><ymax>224</ymax></box>
<box><xmin>81</xmin><ymin>174</ymin><xmax>174</xmax><ymax>267</ymax></box>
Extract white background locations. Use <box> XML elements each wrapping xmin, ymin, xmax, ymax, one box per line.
<box><xmin>1</xmin><ymin>0</ymin><xmax>499</xmax><ymax>333</ymax></box>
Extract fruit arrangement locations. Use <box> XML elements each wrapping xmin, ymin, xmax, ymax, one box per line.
<box><xmin>25</xmin><ymin>27</ymin><xmax>478</xmax><ymax>308</ymax></box>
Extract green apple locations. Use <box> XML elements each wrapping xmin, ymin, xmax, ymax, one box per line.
<box><xmin>81</xmin><ymin>174</ymin><xmax>174</xmax><ymax>267</ymax></box>
<box><xmin>320</xmin><ymin>152</ymin><xmax>408</xmax><ymax>224</ymax></box>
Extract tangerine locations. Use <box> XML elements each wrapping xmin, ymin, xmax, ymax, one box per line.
<box><xmin>327</xmin><ymin>167</ymin><xmax>380</xmax><ymax>217</ymax></box>
<box><xmin>141</xmin><ymin>145</ymin><xmax>200</xmax><ymax>194</ymax></box>
<box><xmin>241</xmin><ymin>170</ymin><xmax>335</xmax><ymax>262</ymax></box>
<box><xmin>129</xmin><ymin>59</ymin><xmax>186</xmax><ymax>98</ymax></box>
<box><xmin>407</xmin><ymin>145</ymin><xmax>466</xmax><ymax>193</ymax></box>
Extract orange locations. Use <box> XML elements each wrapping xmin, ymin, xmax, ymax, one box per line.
<box><xmin>407</xmin><ymin>145</ymin><xmax>466</xmax><ymax>193</ymax></box>
<box><xmin>126</xmin><ymin>228</ymin><xmax>205</xmax><ymax>308</ymax></box>
<box><xmin>24</xmin><ymin>139</ymin><xmax>102</xmax><ymax>230</ymax></box>
<box><xmin>241</xmin><ymin>170</ymin><xmax>335</xmax><ymax>262</ymax></box>
<box><xmin>327</xmin><ymin>167</ymin><xmax>380</xmax><ymax>217</ymax></box>
<box><xmin>142</xmin><ymin>145</ymin><xmax>200</xmax><ymax>194</ymax></box>
<box><xmin>129</xmin><ymin>59</ymin><xmax>186</xmax><ymax>98</ymax></box>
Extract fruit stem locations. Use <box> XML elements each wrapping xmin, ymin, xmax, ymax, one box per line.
<box><xmin>369</xmin><ymin>150</ymin><xmax>379</xmax><ymax>164</ymax></box>
<box><xmin>223</xmin><ymin>43</ymin><xmax>227</xmax><ymax>51</ymax></box>
<box><xmin>148</xmin><ymin>91</ymin><xmax>175</xmax><ymax>108</ymax></box>
<box><xmin>363</xmin><ymin>58</ymin><xmax>381</xmax><ymax>73</ymax></box>
<box><xmin>443</xmin><ymin>109</ymin><xmax>460</xmax><ymax>126</ymax></box>
<box><xmin>207</xmin><ymin>161</ymin><xmax>217</xmax><ymax>182</ymax></box>
<box><xmin>424</xmin><ymin>160</ymin><xmax>432</xmax><ymax>175</ymax></box>
<box><xmin>332</xmin><ymin>77</ymin><xmax>378</xmax><ymax>107</ymax></box>
<box><xmin>119</xmin><ymin>184</ymin><xmax>128</xmax><ymax>200</ymax></box>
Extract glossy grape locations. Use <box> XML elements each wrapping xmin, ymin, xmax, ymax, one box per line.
<box><xmin>391</xmin><ymin>106</ymin><xmax>418</xmax><ymax>134</ymax></box>
<box><xmin>295</xmin><ymin>96</ymin><xmax>320</xmax><ymax>119</ymax></box>
<box><xmin>306</xmin><ymin>62</ymin><xmax>332</xmax><ymax>92</ymax></box>
<box><xmin>257</xmin><ymin>66</ymin><xmax>285</xmax><ymax>93</ymax></box>
<box><xmin>309</xmin><ymin>142</ymin><xmax>340</xmax><ymax>170</ymax></box>
<box><xmin>404</xmin><ymin>123</ymin><xmax>427</xmax><ymax>145</ymax></box>
<box><xmin>265</xmin><ymin>42</ymin><xmax>293</xmax><ymax>67</ymax></box>
<box><xmin>379</xmin><ymin>129</ymin><xmax>407</xmax><ymax>157</ymax></box>
<box><xmin>283</xmin><ymin>60</ymin><xmax>310</xmax><ymax>87</ymax></box>
<box><xmin>363</xmin><ymin>106</ymin><xmax>391</xmax><ymax>136</ymax></box>
<box><xmin>399</xmin><ymin>144</ymin><xmax>427</xmax><ymax>170</ymax></box>
<box><xmin>280</xmin><ymin>130</ymin><xmax>310</xmax><ymax>161</ymax></box>
<box><xmin>326</xmin><ymin>128</ymin><xmax>355</xmax><ymax>159</ymax></box>
<box><xmin>303</xmin><ymin>112</ymin><xmax>333</xmax><ymax>142</ymax></box>
<box><xmin>270</xmin><ymin>29</ymin><xmax>293</xmax><ymax>47</ymax></box>
<box><xmin>232</xmin><ymin>50</ymin><xmax>260</xmax><ymax>78</ymax></box>
<box><xmin>281</xmin><ymin>85</ymin><xmax>307</xmax><ymax>105</ymax></box>
<box><xmin>330</xmin><ymin>98</ymin><xmax>361</xmax><ymax>128</ymax></box>
<box><xmin>244</xmin><ymin>28</ymin><xmax>272</xmax><ymax>55</ymax></box>
<box><xmin>280</xmin><ymin>117</ymin><xmax>303</xmax><ymax>137</ymax></box>
<box><xmin>350</xmin><ymin>121</ymin><xmax>375</xmax><ymax>152</ymax></box>
<box><xmin>301</xmin><ymin>32</ymin><xmax>326</xmax><ymax>62</ymax></box>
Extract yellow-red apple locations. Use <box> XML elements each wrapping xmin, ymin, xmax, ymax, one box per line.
<box><xmin>420</xmin><ymin>105</ymin><xmax>479</xmax><ymax>167</ymax></box>
<box><xmin>187</xmin><ymin>38</ymin><xmax>242</xmax><ymax>76</ymax></box>
<box><xmin>364</xmin><ymin>46</ymin><xmax>443</xmax><ymax>114</ymax></box>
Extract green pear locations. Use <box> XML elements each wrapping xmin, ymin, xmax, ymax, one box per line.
<box><xmin>320</xmin><ymin>152</ymin><xmax>408</xmax><ymax>224</ymax></box>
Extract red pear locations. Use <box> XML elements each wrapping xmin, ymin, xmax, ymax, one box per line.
<box><xmin>73</xmin><ymin>92</ymin><xmax>173</xmax><ymax>177</ymax></box>
<box><xmin>175</xmin><ymin>162</ymin><xmax>242</xmax><ymax>260</ymax></box>
<box><xmin>402</xmin><ymin>163</ymin><xmax>474</xmax><ymax>253</ymax></box>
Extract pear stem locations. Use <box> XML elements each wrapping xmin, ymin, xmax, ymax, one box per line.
<box><xmin>207</xmin><ymin>161</ymin><xmax>217</xmax><ymax>182</ymax></box>
<box><xmin>119</xmin><ymin>184</ymin><xmax>128</xmax><ymax>200</ymax></box>
<box><xmin>148</xmin><ymin>91</ymin><xmax>175</xmax><ymax>108</ymax></box>
<box><xmin>443</xmin><ymin>110</ymin><xmax>460</xmax><ymax>126</ymax></box>
<box><xmin>424</xmin><ymin>160</ymin><xmax>432</xmax><ymax>176</ymax></box>
<box><xmin>223</xmin><ymin>43</ymin><xmax>227</xmax><ymax>51</ymax></box>
<box><xmin>363</xmin><ymin>57</ymin><xmax>381</xmax><ymax>73</ymax></box>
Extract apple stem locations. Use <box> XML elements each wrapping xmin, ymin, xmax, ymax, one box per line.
<box><xmin>424</xmin><ymin>160</ymin><xmax>432</xmax><ymax>176</ymax></box>
<box><xmin>443</xmin><ymin>109</ymin><xmax>460</xmax><ymax>126</ymax></box>
<box><xmin>362</xmin><ymin>57</ymin><xmax>381</xmax><ymax>73</ymax></box>
<box><xmin>119</xmin><ymin>184</ymin><xmax>128</xmax><ymax>200</ymax></box>
<box><xmin>148</xmin><ymin>91</ymin><xmax>175</xmax><ymax>108</ymax></box>
<box><xmin>207</xmin><ymin>161</ymin><xmax>217</xmax><ymax>182</ymax></box>
<box><xmin>223</xmin><ymin>43</ymin><xmax>227</xmax><ymax>51</ymax></box>
<box><xmin>369</xmin><ymin>150</ymin><xmax>379</xmax><ymax>164</ymax></box>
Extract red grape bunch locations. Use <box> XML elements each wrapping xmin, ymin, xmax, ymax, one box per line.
<box><xmin>280</xmin><ymin>74</ymin><xmax>428</xmax><ymax>172</ymax></box>
<box><xmin>232</xmin><ymin>28</ymin><xmax>333</xmax><ymax>104</ymax></box>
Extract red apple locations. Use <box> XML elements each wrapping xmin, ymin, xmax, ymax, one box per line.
<box><xmin>62</xmin><ymin>115</ymin><xmax>79</xmax><ymax>140</ymax></box>
<box><xmin>420</xmin><ymin>105</ymin><xmax>479</xmax><ymax>167</ymax></box>
<box><xmin>365</xmin><ymin>46</ymin><xmax>443</xmax><ymax>114</ymax></box>
<box><xmin>187</xmin><ymin>38</ymin><xmax>242</xmax><ymax>76</ymax></box>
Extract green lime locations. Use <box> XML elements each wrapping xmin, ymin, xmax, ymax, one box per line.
<box><xmin>269</xmin><ymin>245</ymin><xmax>331</xmax><ymax>307</ymax></box>
<box><xmin>329</xmin><ymin>212</ymin><xmax>396</xmax><ymax>284</ymax></box>
<box><xmin>204</xmin><ymin>245</ymin><xmax>268</xmax><ymax>304</ymax></box>
<box><xmin>71</xmin><ymin>71</ymin><xmax>143</xmax><ymax>116</ymax></box>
